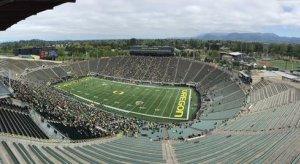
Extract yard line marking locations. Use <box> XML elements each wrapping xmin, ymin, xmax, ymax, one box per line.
<box><xmin>99</xmin><ymin>81</ymin><xmax>144</xmax><ymax>105</ymax></box>
<box><xmin>153</xmin><ymin>90</ymin><xmax>169</xmax><ymax>116</ymax></box>
<box><xmin>186</xmin><ymin>89</ymin><xmax>192</xmax><ymax>120</ymax></box>
<box><xmin>108</xmin><ymin>86</ymin><xmax>142</xmax><ymax>109</ymax></box>
<box><xmin>168</xmin><ymin>89</ymin><xmax>181</xmax><ymax>118</ymax></box>
<box><xmin>132</xmin><ymin>85</ymin><xmax>156</xmax><ymax>113</ymax></box>
<box><xmin>161</xmin><ymin>89</ymin><xmax>177</xmax><ymax>117</ymax></box>
<box><xmin>144</xmin><ymin>88</ymin><xmax>165</xmax><ymax>115</ymax></box>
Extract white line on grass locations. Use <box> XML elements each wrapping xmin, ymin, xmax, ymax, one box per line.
<box><xmin>131</xmin><ymin>86</ymin><xmax>153</xmax><ymax>113</ymax></box>
<box><xmin>168</xmin><ymin>89</ymin><xmax>181</xmax><ymax>118</ymax></box>
<box><xmin>152</xmin><ymin>90</ymin><xmax>169</xmax><ymax>116</ymax></box>
<box><xmin>100</xmin><ymin>78</ymin><xmax>183</xmax><ymax>90</ymax></box>
<box><xmin>144</xmin><ymin>88</ymin><xmax>166</xmax><ymax>115</ymax></box>
<box><xmin>160</xmin><ymin>88</ymin><xmax>177</xmax><ymax>117</ymax></box>
<box><xmin>186</xmin><ymin>89</ymin><xmax>192</xmax><ymax>120</ymax></box>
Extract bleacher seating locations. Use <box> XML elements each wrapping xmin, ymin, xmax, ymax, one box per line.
<box><xmin>6</xmin><ymin>59</ymin><xmax>58</xmax><ymax>76</ymax></box>
<box><xmin>250</xmin><ymin>81</ymin><xmax>289</xmax><ymax>103</ymax></box>
<box><xmin>97</xmin><ymin>57</ymin><xmax>110</xmax><ymax>74</ymax></box>
<box><xmin>163</xmin><ymin>58</ymin><xmax>178</xmax><ymax>83</ymax></box>
<box><xmin>190</xmin><ymin>120</ymin><xmax>223</xmax><ymax>131</ymax></box>
<box><xmin>0</xmin><ymin>102</ymin><xmax>48</xmax><ymax>139</ymax></box>
<box><xmin>183</xmin><ymin>62</ymin><xmax>203</xmax><ymax>83</ymax></box>
<box><xmin>217</xmin><ymin>81</ymin><xmax>300</xmax><ymax>132</ymax></box>
<box><xmin>21</xmin><ymin>56</ymin><xmax>239</xmax><ymax>92</ymax></box>
<box><xmin>50</xmin><ymin>122</ymin><xmax>101</xmax><ymax>140</ymax></box>
<box><xmin>201</xmin><ymin>107</ymin><xmax>243</xmax><ymax>120</ymax></box>
<box><xmin>152</xmin><ymin>57</ymin><xmax>170</xmax><ymax>82</ymax></box>
<box><xmin>1</xmin><ymin>130</ymin><xmax>298</xmax><ymax>163</ymax></box>
<box><xmin>0</xmin><ymin>137</ymin><xmax>166</xmax><ymax>164</ymax></box>
<box><xmin>175</xmin><ymin>59</ymin><xmax>191</xmax><ymax>83</ymax></box>
<box><xmin>174</xmin><ymin>130</ymin><xmax>300</xmax><ymax>163</ymax></box>
<box><xmin>221</xmin><ymin>100</ymin><xmax>300</xmax><ymax>131</ymax></box>
<box><xmin>168</xmin><ymin>126</ymin><xmax>201</xmax><ymax>139</ymax></box>
<box><xmin>78</xmin><ymin>61</ymin><xmax>89</xmax><ymax>75</ymax></box>
<box><xmin>51</xmin><ymin>67</ymin><xmax>68</xmax><ymax>78</ymax></box>
<box><xmin>88</xmin><ymin>58</ymin><xmax>99</xmax><ymax>73</ymax></box>
<box><xmin>70</xmin><ymin>63</ymin><xmax>84</xmax><ymax>77</ymax></box>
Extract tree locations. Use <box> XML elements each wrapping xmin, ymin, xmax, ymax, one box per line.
<box><xmin>57</xmin><ymin>48</ymin><xmax>65</xmax><ymax>61</ymax></box>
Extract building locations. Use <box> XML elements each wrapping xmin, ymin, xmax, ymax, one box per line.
<box><xmin>129</xmin><ymin>46</ymin><xmax>176</xmax><ymax>56</ymax></box>
<box><xmin>251</xmin><ymin>70</ymin><xmax>300</xmax><ymax>84</ymax></box>
<box><xmin>221</xmin><ymin>52</ymin><xmax>245</xmax><ymax>61</ymax></box>
<box><xmin>14</xmin><ymin>47</ymin><xmax>58</xmax><ymax>60</ymax></box>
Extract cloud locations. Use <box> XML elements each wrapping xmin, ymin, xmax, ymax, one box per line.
<box><xmin>1</xmin><ymin>0</ymin><xmax>300</xmax><ymax>41</ymax></box>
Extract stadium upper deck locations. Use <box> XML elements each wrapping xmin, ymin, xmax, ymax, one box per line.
<box><xmin>129</xmin><ymin>46</ymin><xmax>176</xmax><ymax>56</ymax></box>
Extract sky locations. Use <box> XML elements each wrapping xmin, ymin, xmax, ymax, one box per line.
<box><xmin>1</xmin><ymin>0</ymin><xmax>300</xmax><ymax>41</ymax></box>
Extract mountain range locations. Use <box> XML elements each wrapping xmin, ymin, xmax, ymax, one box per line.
<box><xmin>195</xmin><ymin>33</ymin><xmax>300</xmax><ymax>44</ymax></box>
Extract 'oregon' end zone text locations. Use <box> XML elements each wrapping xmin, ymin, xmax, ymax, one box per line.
<box><xmin>174</xmin><ymin>89</ymin><xmax>189</xmax><ymax>118</ymax></box>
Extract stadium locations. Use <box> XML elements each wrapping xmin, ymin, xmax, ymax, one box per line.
<box><xmin>0</xmin><ymin>0</ymin><xmax>299</xmax><ymax>164</ymax></box>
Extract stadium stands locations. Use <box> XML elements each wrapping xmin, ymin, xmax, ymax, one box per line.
<box><xmin>164</xmin><ymin>58</ymin><xmax>179</xmax><ymax>83</ymax></box>
<box><xmin>0</xmin><ymin>137</ymin><xmax>166</xmax><ymax>164</ymax></box>
<box><xmin>5</xmin><ymin>56</ymin><xmax>247</xmax><ymax>140</ymax></box>
<box><xmin>0</xmin><ymin>55</ymin><xmax>298</xmax><ymax>163</ymax></box>
<box><xmin>0</xmin><ymin>101</ymin><xmax>48</xmax><ymax>139</ymax></box>
<box><xmin>250</xmin><ymin>81</ymin><xmax>289</xmax><ymax>103</ymax></box>
<box><xmin>0</xmin><ymin>128</ymin><xmax>298</xmax><ymax>163</ymax></box>
<box><xmin>16</xmin><ymin>56</ymin><xmax>239</xmax><ymax>89</ymax></box>
<box><xmin>51</xmin><ymin>67</ymin><xmax>68</xmax><ymax>79</ymax></box>
<box><xmin>88</xmin><ymin>58</ymin><xmax>99</xmax><ymax>73</ymax></box>
<box><xmin>70</xmin><ymin>62</ymin><xmax>84</xmax><ymax>77</ymax></box>
<box><xmin>174</xmin><ymin>130</ymin><xmax>300</xmax><ymax>163</ymax></box>
<box><xmin>220</xmin><ymin>81</ymin><xmax>300</xmax><ymax>132</ymax></box>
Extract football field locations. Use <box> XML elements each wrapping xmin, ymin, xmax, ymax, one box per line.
<box><xmin>55</xmin><ymin>77</ymin><xmax>199</xmax><ymax>122</ymax></box>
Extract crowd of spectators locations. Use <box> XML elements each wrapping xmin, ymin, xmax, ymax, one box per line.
<box><xmin>96</xmin><ymin>56</ymin><xmax>182</xmax><ymax>83</ymax></box>
<box><xmin>11</xmin><ymin>80</ymin><xmax>150</xmax><ymax>139</ymax></box>
<box><xmin>11</xmin><ymin>79</ymin><xmax>214</xmax><ymax>140</ymax></box>
<box><xmin>22</xmin><ymin>56</ymin><xmax>218</xmax><ymax>86</ymax></box>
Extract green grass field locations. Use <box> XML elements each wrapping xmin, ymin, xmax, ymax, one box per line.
<box><xmin>271</xmin><ymin>60</ymin><xmax>300</xmax><ymax>70</ymax></box>
<box><xmin>55</xmin><ymin>77</ymin><xmax>199</xmax><ymax>122</ymax></box>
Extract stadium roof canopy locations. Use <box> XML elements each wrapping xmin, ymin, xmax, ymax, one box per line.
<box><xmin>228</xmin><ymin>52</ymin><xmax>244</xmax><ymax>56</ymax></box>
<box><xmin>0</xmin><ymin>0</ymin><xmax>75</xmax><ymax>31</ymax></box>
